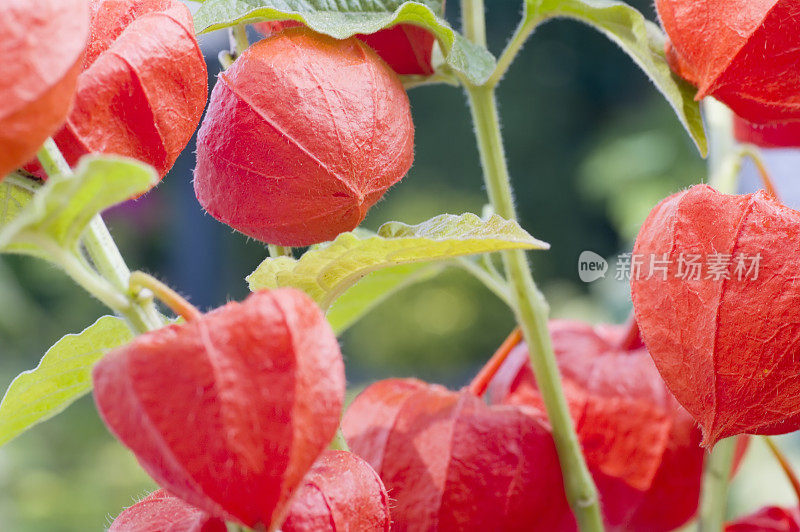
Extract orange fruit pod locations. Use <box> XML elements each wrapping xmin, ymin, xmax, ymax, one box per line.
<box><xmin>726</xmin><ymin>506</ymin><xmax>800</xmax><ymax>531</ymax></box>
<box><xmin>283</xmin><ymin>450</ymin><xmax>391</xmax><ymax>531</ymax></box>
<box><xmin>656</xmin><ymin>0</ymin><xmax>800</xmax><ymax>125</ymax></box>
<box><xmin>632</xmin><ymin>185</ymin><xmax>800</xmax><ymax>446</ymax></box>
<box><xmin>486</xmin><ymin>321</ymin><xmax>705</xmax><ymax>532</ymax></box>
<box><xmin>93</xmin><ymin>289</ymin><xmax>345</xmax><ymax>530</ymax></box>
<box><xmin>342</xmin><ymin>378</ymin><xmax>574</xmax><ymax>530</ymax></box>
<box><xmin>27</xmin><ymin>0</ymin><xmax>208</xmax><ymax>184</ymax></box>
<box><xmin>194</xmin><ymin>27</ymin><xmax>414</xmax><ymax>246</ymax></box>
<box><xmin>109</xmin><ymin>490</ymin><xmax>226</xmax><ymax>532</ymax></box>
<box><xmin>0</xmin><ymin>0</ymin><xmax>88</xmax><ymax>180</ymax></box>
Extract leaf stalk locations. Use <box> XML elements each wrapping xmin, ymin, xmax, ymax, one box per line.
<box><xmin>36</xmin><ymin>140</ymin><xmax>163</xmax><ymax>333</ymax></box>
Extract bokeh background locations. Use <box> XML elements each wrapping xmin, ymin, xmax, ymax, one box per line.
<box><xmin>1</xmin><ymin>1</ymin><xmax>798</xmax><ymax>530</ymax></box>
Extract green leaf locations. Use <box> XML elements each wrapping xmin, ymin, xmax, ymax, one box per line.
<box><xmin>0</xmin><ymin>156</ymin><xmax>158</xmax><ymax>258</ymax></box>
<box><xmin>0</xmin><ymin>174</ymin><xmax>38</xmax><ymax>229</ymax></box>
<box><xmin>247</xmin><ymin>212</ymin><xmax>548</xmax><ymax>310</ymax></box>
<box><xmin>0</xmin><ymin>316</ymin><xmax>134</xmax><ymax>447</ymax></box>
<box><xmin>327</xmin><ymin>262</ymin><xmax>444</xmax><ymax>334</ymax></box>
<box><xmin>526</xmin><ymin>0</ymin><xmax>707</xmax><ymax>156</ymax></box>
<box><xmin>194</xmin><ymin>0</ymin><xmax>495</xmax><ymax>85</ymax></box>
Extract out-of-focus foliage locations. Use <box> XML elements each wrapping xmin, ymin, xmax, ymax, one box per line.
<box><xmin>579</xmin><ymin>100</ymin><xmax>706</xmax><ymax>242</ymax></box>
<box><xmin>0</xmin><ymin>1</ymin><xmax>797</xmax><ymax>530</ymax></box>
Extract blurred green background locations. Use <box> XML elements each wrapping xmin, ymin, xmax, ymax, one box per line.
<box><xmin>1</xmin><ymin>1</ymin><xmax>797</xmax><ymax>530</ymax></box>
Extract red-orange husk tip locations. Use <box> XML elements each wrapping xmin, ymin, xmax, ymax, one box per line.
<box><xmin>468</xmin><ymin>328</ymin><xmax>523</xmax><ymax>397</ymax></box>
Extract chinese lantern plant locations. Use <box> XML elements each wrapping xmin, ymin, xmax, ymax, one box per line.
<box><xmin>282</xmin><ymin>450</ymin><xmax>391</xmax><ymax>532</ymax></box>
<box><xmin>631</xmin><ymin>185</ymin><xmax>800</xmax><ymax>445</ymax></box>
<box><xmin>656</xmin><ymin>0</ymin><xmax>800</xmax><ymax>125</ymax></box>
<box><xmin>93</xmin><ymin>286</ymin><xmax>346</xmax><ymax>529</ymax></box>
<box><xmin>25</xmin><ymin>0</ymin><xmax>208</xmax><ymax>185</ymax></box>
<box><xmin>0</xmin><ymin>0</ymin><xmax>88</xmax><ymax>179</ymax></box>
<box><xmin>656</xmin><ymin>0</ymin><xmax>800</xmax><ymax>150</ymax></box>
<box><xmin>109</xmin><ymin>490</ymin><xmax>227</xmax><ymax>532</ymax></box>
<box><xmin>109</xmin><ymin>451</ymin><xmax>391</xmax><ymax>531</ymax></box>
<box><xmin>194</xmin><ymin>27</ymin><xmax>415</xmax><ymax>246</ymax></box>
<box><xmin>341</xmin><ymin>377</ymin><xmax>575</xmax><ymax>530</ymax></box>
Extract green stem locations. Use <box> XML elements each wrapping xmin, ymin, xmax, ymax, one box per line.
<box><xmin>460</xmin><ymin>2</ymin><xmax>603</xmax><ymax>527</ymax></box>
<box><xmin>218</xmin><ymin>51</ymin><xmax>235</xmax><ymax>70</ymax></box>
<box><xmin>83</xmin><ymin>220</ymin><xmax>163</xmax><ymax>332</ymax></box>
<box><xmin>698</xmin><ymin>437</ymin><xmax>736</xmax><ymax>532</ymax></box>
<box><xmin>466</xmin><ymin>81</ymin><xmax>603</xmax><ymax>532</ymax></box>
<box><xmin>130</xmin><ymin>271</ymin><xmax>202</xmax><ymax>323</ymax></box>
<box><xmin>461</xmin><ymin>0</ymin><xmax>487</xmax><ymax>48</ymax></box>
<box><xmin>36</xmin><ymin>140</ymin><xmax>163</xmax><ymax>334</ymax></box>
<box><xmin>22</xmin><ymin>231</ymin><xmax>130</xmax><ymax>312</ymax></box>
<box><xmin>36</xmin><ymin>138</ymin><xmax>71</xmax><ymax>177</ymax></box>
<box><xmin>230</xmin><ymin>25</ymin><xmax>250</xmax><ymax>59</ymax></box>
<box><xmin>698</xmin><ymin>99</ymin><xmax>737</xmax><ymax>532</ymax></box>
<box><xmin>268</xmin><ymin>245</ymin><xmax>293</xmax><ymax>258</ymax></box>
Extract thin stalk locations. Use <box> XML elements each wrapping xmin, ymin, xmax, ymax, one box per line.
<box><xmin>230</xmin><ymin>25</ymin><xmax>249</xmax><ymax>59</ymax></box>
<box><xmin>456</xmin><ymin>257</ymin><xmax>514</xmax><ymax>307</ymax></box>
<box><xmin>330</xmin><ymin>428</ymin><xmax>350</xmax><ymax>452</ymax></box>
<box><xmin>707</xmin><ymin>142</ymin><xmax>781</xmax><ymax>202</ymax></box>
<box><xmin>83</xmin><ymin>219</ymin><xmax>163</xmax><ymax>332</ymax></box>
<box><xmin>401</xmin><ymin>70</ymin><xmax>460</xmax><ymax>90</ymax></box>
<box><xmin>36</xmin><ymin>140</ymin><xmax>163</xmax><ymax>333</ymax></box>
<box><xmin>460</xmin><ymin>2</ymin><xmax>603</xmax><ymax>528</ymax></box>
<box><xmin>764</xmin><ymin>437</ymin><xmax>800</xmax><ymax>504</ymax></box>
<box><xmin>739</xmin><ymin>145</ymin><xmax>780</xmax><ymax>201</ymax></box>
<box><xmin>468</xmin><ymin>328</ymin><xmax>522</xmax><ymax>396</ymax></box>
<box><xmin>480</xmin><ymin>253</ymin><xmax>503</xmax><ymax>281</ymax></box>
<box><xmin>36</xmin><ymin>139</ymin><xmax>71</xmax><ymax>176</ymax></box>
<box><xmin>487</xmin><ymin>13</ymin><xmax>545</xmax><ymax>88</ymax></box>
<box><xmin>130</xmin><ymin>271</ymin><xmax>202</xmax><ymax>322</ymax></box>
<box><xmin>268</xmin><ymin>245</ymin><xmax>294</xmax><ymax>258</ymax></box>
<box><xmin>218</xmin><ymin>51</ymin><xmax>235</xmax><ymax>70</ymax></box>
<box><xmin>698</xmin><ymin>437</ymin><xmax>736</xmax><ymax>532</ymax></box>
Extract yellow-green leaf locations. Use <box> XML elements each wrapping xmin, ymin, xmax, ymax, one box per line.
<box><xmin>0</xmin><ymin>156</ymin><xmax>158</xmax><ymax>258</ymax></box>
<box><xmin>327</xmin><ymin>262</ymin><xmax>445</xmax><ymax>334</ymax></box>
<box><xmin>0</xmin><ymin>316</ymin><xmax>134</xmax><ymax>447</ymax></box>
<box><xmin>0</xmin><ymin>174</ymin><xmax>38</xmax><ymax>229</ymax></box>
<box><xmin>247</xmin><ymin>213</ymin><xmax>548</xmax><ymax>310</ymax></box>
